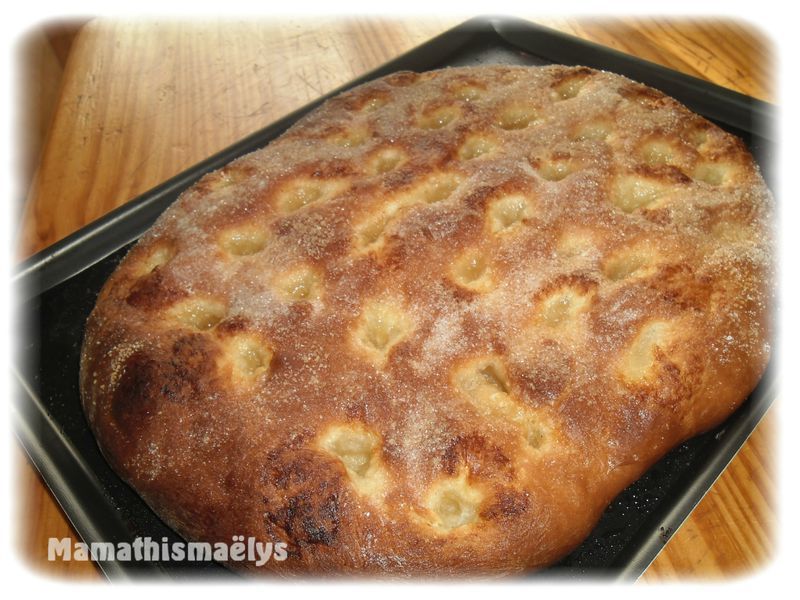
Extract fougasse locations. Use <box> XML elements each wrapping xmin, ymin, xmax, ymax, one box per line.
<box><xmin>80</xmin><ymin>65</ymin><xmax>774</xmax><ymax>576</ymax></box>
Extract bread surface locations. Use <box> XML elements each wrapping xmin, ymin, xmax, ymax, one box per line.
<box><xmin>80</xmin><ymin>65</ymin><xmax>773</xmax><ymax>575</ymax></box>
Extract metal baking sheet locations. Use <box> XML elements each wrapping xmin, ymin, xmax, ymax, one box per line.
<box><xmin>13</xmin><ymin>15</ymin><xmax>777</xmax><ymax>581</ymax></box>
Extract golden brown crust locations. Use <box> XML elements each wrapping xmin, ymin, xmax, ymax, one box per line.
<box><xmin>79</xmin><ymin>65</ymin><xmax>773</xmax><ymax>575</ymax></box>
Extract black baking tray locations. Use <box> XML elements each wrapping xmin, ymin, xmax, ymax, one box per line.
<box><xmin>13</xmin><ymin>16</ymin><xmax>777</xmax><ymax>581</ymax></box>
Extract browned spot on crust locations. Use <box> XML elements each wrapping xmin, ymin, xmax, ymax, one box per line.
<box><xmin>617</xmin><ymin>82</ymin><xmax>670</xmax><ymax>108</ymax></box>
<box><xmin>534</xmin><ymin>273</ymin><xmax>598</xmax><ymax>301</ymax></box>
<box><xmin>480</xmin><ymin>489</ymin><xmax>531</xmax><ymax>521</ymax></box>
<box><xmin>126</xmin><ymin>270</ymin><xmax>187</xmax><ymax>309</ymax></box>
<box><xmin>261</xmin><ymin>449</ymin><xmax>344</xmax><ymax>552</ymax></box>
<box><xmin>384</xmin><ymin>71</ymin><xmax>421</xmax><ymax>87</ymax></box>
<box><xmin>441</xmin><ymin>433</ymin><xmax>513</xmax><ymax>479</ymax></box>
<box><xmin>550</xmin><ymin>66</ymin><xmax>594</xmax><ymax>88</ymax></box>
<box><xmin>110</xmin><ymin>350</ymin><xmax>163</xmax><ymax>436</ymax></box>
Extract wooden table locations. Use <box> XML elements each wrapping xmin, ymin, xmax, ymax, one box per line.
<box><xmin>16</xmin><ymin>16</ymin><xmax>776</xmax><ymax>581</ymax></box>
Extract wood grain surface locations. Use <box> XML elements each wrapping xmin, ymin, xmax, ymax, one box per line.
<box><xmin>15</xmin><ymin>16</ymin><xmax>776</xmax><ymax>581</ymax></box>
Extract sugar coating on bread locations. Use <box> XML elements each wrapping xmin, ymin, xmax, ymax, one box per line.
<box><xmin>80</xmin><ymin>65</ymin><xmax>773</xmax><ymax>575</ymax></box>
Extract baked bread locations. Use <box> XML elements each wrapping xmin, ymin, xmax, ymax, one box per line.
<box><xmin>80</xmin><ymin>65</ymin><xmax>773</xmax><ymax>576</ymax></box>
